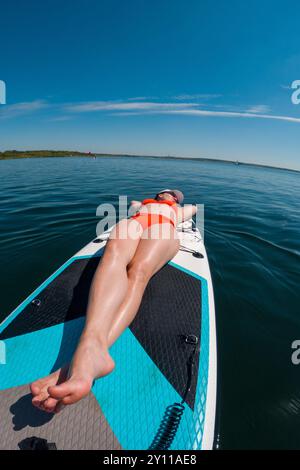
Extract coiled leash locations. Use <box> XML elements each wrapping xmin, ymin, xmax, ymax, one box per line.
<box><xmin>148</xmin><ymin>334</ymin><xmax>199</xmax><ymax>450</ymax></box>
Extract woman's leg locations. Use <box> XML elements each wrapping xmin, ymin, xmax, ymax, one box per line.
<box><xmin>80</xmin><ymin>219</ymin><xmax>141</xmax><ymax>342</ymax></box>
<box><xmin>108</xmin><ymin>224</ymin><xmax>180</xmax><ymax>345</ymax></box>
<box><xmin>31</xmin><ymin>223</ymin><xmax>179</xmax><ymax>413</ymax></box>
<box><xmin>30</xmin><ymin>219</ymin><xmax>142</xmax><ymax>412</ymax></box>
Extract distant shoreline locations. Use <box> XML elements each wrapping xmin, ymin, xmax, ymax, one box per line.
<box><xmin>0</xmin><ymin>150</ymin><xmax>299</xmax><ymax>174</ymax></box>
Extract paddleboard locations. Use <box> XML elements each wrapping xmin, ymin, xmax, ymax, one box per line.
<box><xmin>0</xmin><ymin>219</ymin><xmax>217</xmax><ymax>450</ymax></box>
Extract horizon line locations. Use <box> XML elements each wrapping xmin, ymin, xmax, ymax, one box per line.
<box><xmin>0</xmin><ymin>149</ymin><xmax>299</xmax><ymax>174</ymax></box>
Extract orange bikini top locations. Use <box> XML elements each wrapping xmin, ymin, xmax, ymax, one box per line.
<box><xmin>142</xmin><ymin>199</ymin><xmax>178</xmax><ymax>210</ymax></box>
<box><xmin>133</xmin><ymin>199</ymin><xmax>178</xmax><ymax>224</ymax></box>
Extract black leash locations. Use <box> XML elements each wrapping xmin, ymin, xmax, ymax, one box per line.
<box><xmin>148</xmin><ymin>335</ymin><xmax>199</xmax><ymax>450</ymax></box>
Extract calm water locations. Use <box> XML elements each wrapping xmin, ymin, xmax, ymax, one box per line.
<box><xmin>0</xmin><ymin>156</ymin><xmax>299</xmax><ymax>449</ymax></box>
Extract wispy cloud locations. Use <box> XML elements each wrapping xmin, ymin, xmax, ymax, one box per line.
<box><xmin>245</xmin><ymin>104</ymin><xmax>271</xmax><ymax>114</ymax></box>
<box><xmin>64</xmin><ymin>101</ymin><xmax>200</xmax><ymax>113</ymax></box>
<box><xmin>172</xmin><ymin>93</ymin><xmax>221</xmax><ymax>101</ymax></box>
<box><xmin>64</xmin><ymin>98</ymin><xmax>300</xmax><ymax>124</ymax></box>
<box><xmin>0</xmin><ymin>100</ymin><xmax>48</xmax><ymax>119</ymax></box>
<box><xmin>2</xmin><ymin>97</ymin><xmax>300</xmax><ymax>126</ymax></box>
<box><xmin>126</xmin><ymin>96</ymin><xmax>158</xmax><ymax>101</ymax></box>
<box><xmin>153</xmin><ymin>108</ymin><xmax>300</xmax><ymax>123</ymax></box>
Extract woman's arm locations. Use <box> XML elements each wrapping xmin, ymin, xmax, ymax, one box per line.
<box><xmin>177</xmin><ymin>204</ymin><xmax>197</xmax><ymax>223</ymax></box>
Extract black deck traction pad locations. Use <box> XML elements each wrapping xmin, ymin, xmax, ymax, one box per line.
<box><xmin>0</xmin><ymin>257</ymin><xmax>202</xmax><ymax>409</ymax></box>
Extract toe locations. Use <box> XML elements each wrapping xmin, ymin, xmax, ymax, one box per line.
<box><xmin>32</xmin><ymin>398</ymin><xmax>41</xmax><ymax>408</ymax></box>
<box><xmin>49</xmin><ymin>377</ymin><xmax>91</xmax><ymax>403</ymax></box>
<box><xmin>30</xmin><ymin>382</ymin><xmax>41</xmax><ymax>396</ymax></box>
<box><xmin>32</xmin><ymin>398</ymin><xmax>47</xmax><ymax>411</ymax></box>
<box><xmin>61</xmin><ymin>391</ymin><xmax>86</xmax><ymax>405</ymax></box>
<box><xmin>32</xmin><ymin>389</ymin><xmax>49</xmax><ymax>403</ymax></box>
<box><xmin>48</xmin><ymin>380</ymin><xmax>76</xmax><ymax>399</ymax></box>
<box><xmin>43</xmin><ymin>397</ymin><xmax>58</xmax><ymax>412</ymax></box>
<box><xmin>61</xmin><ymin>395</ymin><xmax>77</xmax><ymax>405</ymax></box>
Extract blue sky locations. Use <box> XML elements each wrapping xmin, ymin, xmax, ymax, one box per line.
<box><xmin>0</xmin><ymin>0</ymin><xmax>300</xmax><ymax>169</ymax></box>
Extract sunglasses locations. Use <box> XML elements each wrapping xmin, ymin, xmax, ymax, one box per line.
<box><xmin>163</xmin><ymin>191</ymin><xmax>178</xmax><ymax>202</ymax></box>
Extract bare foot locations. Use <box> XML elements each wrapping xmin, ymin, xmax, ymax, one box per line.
<box><xmin>30</xmin><ymin>365</ymin><xmax>69</xmax><ymax>413</ymax></box>
<box><xmin>30</xmin><ymin>335</ymin><xmax>115</xmax><ymax>413</ymax></box>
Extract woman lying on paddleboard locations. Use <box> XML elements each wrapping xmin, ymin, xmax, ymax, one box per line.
<box><xmin>30</xmin><ymin>189</ymin><xmax>197</xmax><ymax>413</ymax></box>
